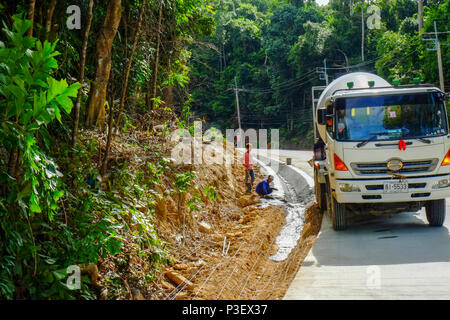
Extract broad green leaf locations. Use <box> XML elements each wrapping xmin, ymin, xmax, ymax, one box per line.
<box><xmin>52</xmin><ymin>269</ymin><xmax>67</xmax><ymax>280</ymax></box>
<box><xmin>47</xmin><ymin>77</ymin><xmax>68</xmax><ymax>103</ymax></box>
<box><xmin>16</xmin><ymin>181</ymin><xmax>32</xmax><ymax>201</ymax></box>
<box><xmin>35</xmin><ymin>108</ymin><xmax>52</xmax><ymax>125</ymax></box>
<box><xmin>12</xmin><ymin>14</ymin><xmax>33</xmax><ymax>36</ymax></box>
<box><xmin>54</xmin><ymin>105</ymin><xmax>62</xmax><ymax>123</ymax></box>
<box><xmin>26</xmin><ymin>122</ymin><xmax>40</xmax><ymax>132</ymax></box>
<box><xmin>25</xmin><ymin>135</ymin><xmax>35</xmax><ymax>149</ymax></box>
<box><xmin>6</xmin><ymin>84</ymin><xmax>24</xmax><ymax>99</ymax></box>
<box><xmin>30</xmin><ymin>200</ymin><xmax>41</xmax><ymax>213</ymax></box>
<box><xmin>53</xmin><ymin>189</ymin><xmax>64</xmax><ymax>202</ymax></box>
<box><xmin>55</xmin><ymin>82</ymin><xmax>81</xmax><ymax>114</ymax></box>
<box><xmin>55</xmin><ymin>95</ymin><xmax>72</xmax><ymax>113</ymax></box>
<box><xmin>38</xmin><ymin>127</ymin><xmax>52</xmax><ymax>150</ymax></box>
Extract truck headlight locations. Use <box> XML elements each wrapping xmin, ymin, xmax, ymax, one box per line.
<box><xmin>432</xmin><ymin>179</ymin><xmax>449</xmax><ymax>189</ymax></box>
<box><xmin>339</xmin><ymin>183</ymin><xmax>361</xmax><ymax>192</ymax></box>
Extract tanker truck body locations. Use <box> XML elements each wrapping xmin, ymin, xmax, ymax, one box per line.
<box><xmin>313</xmin><ymin>72</ymin><xmax>450</xmax><ymax>230</ymax></box>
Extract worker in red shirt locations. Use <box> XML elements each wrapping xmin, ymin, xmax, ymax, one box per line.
<box><xmin>243</xmin><ymin>143</ymin><xmax>255</xmax><ymax>193</ymax></box>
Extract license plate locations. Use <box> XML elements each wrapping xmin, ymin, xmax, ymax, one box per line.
<box><xmin>384</xmin><ymin>181</ymin><xmax>408</xmax><ymax>193</ymax></box>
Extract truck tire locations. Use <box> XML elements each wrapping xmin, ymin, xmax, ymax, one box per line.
<box><xmin>425</xmin><ymin>199</ymin><xmax>446</xmax><ymax>227</ymax></box>
<box><xmin>326</xmin><ymin>183</ymin><xmax>347</xmax><ymax>231</ymax></box>
<box><xmin>314</xmin><ymin>169</ymin><xmax>327</xmax><ymax>212</ymax></box>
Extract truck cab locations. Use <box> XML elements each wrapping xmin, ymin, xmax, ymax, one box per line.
<box><xmin>313</xmin><ymin>73</ymin><xmax>450</xmax><ymax>230</ymax></box>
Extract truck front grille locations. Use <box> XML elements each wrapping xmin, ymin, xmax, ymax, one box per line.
<box><xmin>351</xmin><ymin>159</ymin><xmax>438</xmax><ymax>176</ymax></box>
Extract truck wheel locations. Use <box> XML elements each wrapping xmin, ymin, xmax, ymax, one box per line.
<box><xmin>425</xmin><ymin>199</ymin><xmax>446</xmax><ymax>227</ymax></box>
<box><xmin>327</xmin><ymin>183</ymin><xmax>347</xmax><ymax>231</ymax></box>
<box><xmin>314</xmin><ymin>169</ymin><xmax>326</xmax><ymax>212</ymax></box>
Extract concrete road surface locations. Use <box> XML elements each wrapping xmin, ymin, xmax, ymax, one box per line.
<box><xmin>277</xmin><ymin>150</ymin><xmax>450</xmax><ymax>300</ymax></box>
<box><xmin>269</xmin><ymin>149</ymin><xmax>314</xmax><ymax>177</ymax></box>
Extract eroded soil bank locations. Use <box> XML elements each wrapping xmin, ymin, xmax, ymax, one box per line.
<box><xmin>154</xmin><ymin>155</ymin><xmax>323</xmax><ymax>300</ymax></box>
<box><xmin>95</xmin><ymin>137</ymin><xmax>322</xmax><ymax>300</ymax></box>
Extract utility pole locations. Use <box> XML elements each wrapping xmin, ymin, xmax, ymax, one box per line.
<box><xmin>436</xmin><ymin>40</ymin><xmax>445</xmax><ymax>92</ymax></box>
<box><xmin>361</xmin><ymin>3</ymin><xmax>365</xmax><ymax>62</ymax></box>
<box><xmin>234</xmin><ymin>77</ymin><xmax>242</xmax><ymax>146</ymax></box>
<box><xmin>423</xmin><ymin>21</ymin><xmax>445</xmax><ymax>91</ymax></box>
<box><xmin>317</xmin><ymin>59</ymin><xmax>329</xmax><ymax>84</ymax></box>
<box><xmin>418</xmin><ymin>0</ymin><xmax>423</xmax><ymax>33</ymax></box>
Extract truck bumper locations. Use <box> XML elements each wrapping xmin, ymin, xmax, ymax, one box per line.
<box><xmin>334</xmin><ymin>174</ymin><xmax>450</xmax><ymax>203</ymax></box>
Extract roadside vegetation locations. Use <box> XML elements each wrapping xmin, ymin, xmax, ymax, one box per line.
<box><xmin>0</xmin><ymin>0</ymin><xmax>214</xmax><ymax>299</ymax></box>
<box><xmin>0</xmin><ymin>0</ymin><xmax>448</xmax><ymax>299</ymax></box>
<box><xmin>189</xmin><ymin>0</ymin><xmax>449</xmax><ymax>148</ymax></box>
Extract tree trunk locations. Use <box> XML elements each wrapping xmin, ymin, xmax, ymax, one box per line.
<box><xmin>150</xmin><ymin>4</ymin><xmax>163</xmax><ymax>110</ymax></box>
<box><xmin>101</xmin><ymin>81</ymin><xmax>115</xmax><ymax>176</ymax></box>
<box><xmin>100</xmin><ymin>41</ymin><xmax>116</xmax><ymax>177</ymax></box>
<box><xmin>72</xmin><ymin>0</ymin><xmax>94</xmax><ymax>148</ymax></box>
<box><xmin>123</xmin><ymin>10</ymin><xmax>128</xmax><ymax>59</ymax></box>
<box><xmin>7</xmin><ymin>148</ymin><xmax>18</xmax><ymax>178</ymax></box>
<box><xmin>27</xmin><ymin>0</ymin><xmax>36</xmax><ymax>37</ymax></box>
<box><xmin>45</xmin><ymin>0</ymin><xmax>57</xmax><ymax>40</ymax></box>
<box><xmin>223</xmin><ymin>44</ymin><xmax>226</xmax><ymax>68</ymax></box>
<box><xmin>162</xmin><ymin>85</ymin><xmax>174</xmax><ymax>108</ymax></box>
<box><xmin>38</xmin><ymin>1</ymin><xmax>43</xmax><ymax>29</ymax></box>
<box><xmin>219</xmin><ymin>44</ymin><xmax>222</xmax><ymax>72</ymax></box>
<box><xmin>85</xmin><ymin>0</ymin><xmax>122</xmax><ymax>127</ymax></box>
<box><xmin>114</xmin><ymin>0</ymin><xmax>147</xmax><ymax>134</ymax></box>
<box><xmin>146</xmin><ymin>74</ymin><xmax>151</xmax><ymax>108</ymax></box>
<box><xmin>418</xmin><ymin>0</ymin><xmax>423</xmax><ymax>33</ymax></box>
<box><xmin>361</xmin><ymin>4</ymin><xmax>364</xmax><ymax>62</ymax></box>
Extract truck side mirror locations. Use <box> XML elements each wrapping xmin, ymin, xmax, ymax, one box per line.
<box><xmin>317</xmin><ymin>109</ymin><xmax>327</xmax><ymax>125</ymax></box>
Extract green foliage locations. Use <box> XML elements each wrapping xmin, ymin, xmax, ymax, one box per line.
<box><xmin>0</xmin><ymin>16</ymin><xmax>129</xmax><ymax>300</ymax></box>
<box><xmin>0</xmin><ymin>0</ymin><xmax>448</xmax><ymax>301</ymax></box>
<box><xmin>177</xmin><ymin>96</ymin><xmax>195</xmax><ymax>133</ymax></box>
<box><xmin>172</xmin><ymin>172</ymin><xmax>219</xmax><ymax>214</ymax></box>
<box><xmin>203</xmin><ymin>185</ymin><xmax>219</xmax><ymax>202</ymax></box>
<box><xmin>0</xmin><ymin>0</ymin><xmax>214</xmax><ymax>300</ymax></box>
<box><xmin>0</xmin><ymin>15</ymin><xmax>80</xmax><ymax>220</ymax></box>
<box><xmin>173</xmin><ymin>171</ymin><xmax>196</xmax><ymax>193</ymax></box>
<box><xmin>0</xmin><ymin>16</ymin><xmax>83</xmax><ymax>299</ymax></box>
<box><xmin>104</xmin><ymin>160</ymin><xmax>169</xmax><ymax>266</ymax></box>
<box><xmin>186</xmin><ymin>192</ymin><xmax>201</xmax><ymax>214</ymax></box>
<box><xmin>121</xmin><ymin>114</ymin><xmax>136</xmax><ymax>133</ymax></box>
<box><xmin>375</xmin><ymin>31</ymin><xmax>425</xmax><ymax>83</ymax></box>
<box><xmin>173</xmin><ymin>171</ymin><xmax>200</xmax><ymax>214</ymax></box>
<box><xmin>189</xmin><ymin>0</ymin><xmax>449</xmax><ymax>148</ymax></box>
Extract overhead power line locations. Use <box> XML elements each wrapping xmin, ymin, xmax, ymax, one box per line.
<box><xmin>316</xmin><ymin>55</ymin><xmax>382</xmax><ymax>71</ymax></box>
<box><xmin>423</xmin><ymin>31</ymin><xmax>450</xmax><ymax>35</ymax></box>
<box><xmin>236</xmin><ymin>74</ymin><xmax>318</xmax><ymax>94</ymax></box>
<box><xmin>238</xmin><ymin>70</ymin><xmax>317</xmax><ymax>93</ymax></box>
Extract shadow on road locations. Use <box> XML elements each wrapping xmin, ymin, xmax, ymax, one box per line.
<box><xmin>312</xmin><ymin>210</ymin><xmax>450</xmax><ymax>266</ymax></box>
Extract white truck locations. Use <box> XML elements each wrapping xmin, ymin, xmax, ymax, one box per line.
<box><xmin>313</xmin><ymin>72</ymin><xmax>450</xmax><ymax>230</ymax></box>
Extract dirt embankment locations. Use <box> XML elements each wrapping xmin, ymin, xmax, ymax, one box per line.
<box><xmin>152</xmin><ymin>150</ymin><xmax>323</xmax><ymax>300</ymax></box>
<box><xmin>90</xmin><ymin>127</ymin><xmax>322</xmax><ymax>300</ymax></box>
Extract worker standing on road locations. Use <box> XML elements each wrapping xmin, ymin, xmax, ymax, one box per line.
<box><xmin>255</xmin><ymin>175</ymin><xmax>278</xmax><ymax>198</ymax></box>
<box><xmin>243</xmin><ymin>143</ymin><xmax>255</xmax><ymax>193</ymax></box>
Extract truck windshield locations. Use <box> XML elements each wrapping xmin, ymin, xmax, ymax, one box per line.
<box><xmin>334</xmin><ymin>92</ymin><xmax>448</xmax><ymax>141</ymax></box>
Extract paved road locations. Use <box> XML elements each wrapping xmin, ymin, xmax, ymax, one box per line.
<box><xmin>279</xmin><ymin>150</ymin><xmax>450</xmax><ymax>300</ymax></box>
<box><xmin>269</xmin><ymin>149</ymin><xmax>314</xmax><ymax>177</ymax></box>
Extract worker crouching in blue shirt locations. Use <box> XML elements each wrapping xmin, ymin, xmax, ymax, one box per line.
<box><xmin>255</xmin><ymin>175</ymin><xmax>278</xmax><ymax>198</ymax></box>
